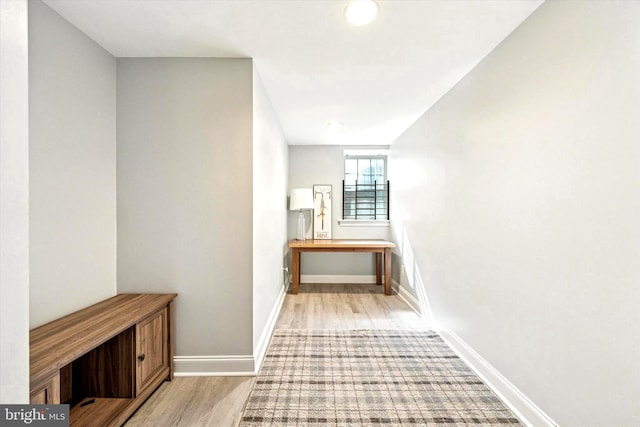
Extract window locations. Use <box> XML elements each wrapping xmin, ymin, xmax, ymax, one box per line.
<box><xmin>343</xmin><ymin>156</ymin><xmax>389</xmax><ymax>220</ymax></box>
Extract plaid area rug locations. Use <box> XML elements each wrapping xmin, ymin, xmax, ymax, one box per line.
<box><xmin>240</xmin><ymin>330</ymin><xmax>522</xmax><ymax>426</ymax></box>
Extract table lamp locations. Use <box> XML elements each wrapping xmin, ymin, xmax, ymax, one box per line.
<box><xmin>290</xmin><ymin>188</ymin><xmax>314</xmax><ymax>240</ymax></box>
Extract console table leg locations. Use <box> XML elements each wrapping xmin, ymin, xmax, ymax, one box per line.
<box><xmin>384</xmin><ymin>248</ymin><xmax>392</xmax><ymax>295</ymax></box>
<box><xmin>291</xmin><ymin>248</ymin><xmax>300</xmax><ymax>294</ymax></box>
<box><xmin>375</xmin><ymin>253</ymin><xmax>382</xmax><ymax>285</ymax></box>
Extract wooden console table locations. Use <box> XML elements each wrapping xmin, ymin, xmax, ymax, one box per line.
<box><xmin>289</xmin><ymin>239</ymin><xmax>396</xmax><ymax>295</ymax></box>
<box><xmin>30</xmin><ymin>293</ymin><xmax>176</xmax><ymax>426</ymax></box>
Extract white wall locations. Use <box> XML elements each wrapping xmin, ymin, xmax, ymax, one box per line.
<box><xmin>29</xmin><ymin>0</ymin><xmax>117</xmax><ymax>327</ymax></box>
<box><xmin>117</xmin><ymin>59</ymin><xmax>254</xmax><ymax>364</ymax></box>
<box><xmin>389</xmin><ymin>1</ymin><xmax>640</xmax><ymax>426</ymax></box>
<box><xmin>288</xmin><ymin>146</ymin><xmax>390</xmax><ymax>281</ymax></box>
<box><xmin>252</xmin><ymin>68</ymin><xmax>288</xmax><ymax>358</ymax></box>
<box><xmin>0</xmin><ymin>0</ymin><xmax>30</xmax><ymax>403</ymax></box>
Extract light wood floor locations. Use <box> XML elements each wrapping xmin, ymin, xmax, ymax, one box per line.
<box><xmin>125</xmin><ymin>283</ymin><xmax>429</xmax><ymax>427</ymax></box>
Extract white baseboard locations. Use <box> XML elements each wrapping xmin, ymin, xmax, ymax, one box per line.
<box><xmin>175</xmin><ymin>285</ymin><xmax>286</xmax><ymax>377</ymax></box>
<box><xmin>173</xmin><ymin>355</ymin><xmax>255</xmax><ymax>376</ymax></box>
<box><xmin>300</xmin><ymin>274</ymin><xmax>378</xmax><ymax>284</ymax></box>
<box><xmin>435</xmin><ymin>318</ymin><xmax>557</xmax><ymax>427</ymax></box>
<box><xmin>393</xmin><ymin>279</ymin><xmax>422</xmax><ymax>317</ymax></box>
<box><xmin>253</xmin><ymin>285</ymin><xmax>286</xmax><ymax>373</ymax></box>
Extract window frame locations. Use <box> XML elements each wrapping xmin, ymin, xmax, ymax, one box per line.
<box><xmin>341</xmin><ymin>154</ymin><xmax>389</xmax><ymax>224</ymax></box>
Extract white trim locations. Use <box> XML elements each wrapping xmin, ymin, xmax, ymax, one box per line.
<box><xmin>174</xmin><ymin>371</ymin><xmax>255</xmax><ymax>377</ymax></box>
<box><xmin>300</xmin><ymin>274</ymin><xmax>380</xmax><ymax>284</ymax></box>
<box><xmin>337</xmin><ymin>219</ymin><xmax>389</xmax><ymax>227</ymax></box>
<box><xmin>253</xmin><ymin>285</ymin><xmax>286</xmax><ymax>373</ymax></box>
<box><xmin>172</xmin><ymin>279</ymin><xmax>391</xmax><ymax>376</ymax></box>
<box><xmin>435</xmin><ymin>318</ymin><xmax>558</xmax><ymax>427</ymax></box>
<box><xmin>393</xmin><ymin>279</ymin><xmax>422</xmax><ymax>317</ymax></box>
<box><xmin>173</xmin><ymin>355</ymin><xmax>255</xmax><ymax>376</ymax></box>
<box><xmin>174</xmin><ymin>286</ymin><xmax>286</xmax><ymax>377</ymax></box>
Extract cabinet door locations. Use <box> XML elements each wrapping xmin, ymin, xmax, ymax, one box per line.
<box><xmin>136</xmin><ymin>308</ymin><xmax>168</xmax><ymax>394</ymax></box>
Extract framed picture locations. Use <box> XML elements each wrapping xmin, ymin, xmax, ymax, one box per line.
<box><xmin>313</xmin><ymin>184</ymin><xmax>332</xmax><ymax>239</ymax></box>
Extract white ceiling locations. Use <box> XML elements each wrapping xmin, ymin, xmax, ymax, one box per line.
<box><xmin>43</xmin><ymin>0</ymin><xmax>543</xmax><ymax>146</ymax></box>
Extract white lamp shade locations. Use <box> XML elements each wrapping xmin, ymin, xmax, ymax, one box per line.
<box><xmin>289</xmin><ymin>188</ymin><xmax>314</xmax><ymax>211</ymax></box>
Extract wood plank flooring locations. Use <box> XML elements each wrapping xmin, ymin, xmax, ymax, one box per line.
<box><xmin>125</xmin><ymin>284</ymin><xmax>429</xmax><ymax>427</ymax></box>
<box><xmin>275</xmin><ymin>283</ymin><xmax>428</xmax><ymax>330</ymax></box>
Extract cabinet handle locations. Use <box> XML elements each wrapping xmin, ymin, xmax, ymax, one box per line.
<box><xmin>138</xmin><ymin>354</ymin><xmax>146</xmax><ymax>362</ymax></box>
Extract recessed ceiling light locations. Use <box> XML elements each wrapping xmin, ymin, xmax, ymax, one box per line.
<box><xmin>344</xmin><ymin>0</ymin><xmax>379</xmax><ymax>27</ymax></box>
<box><xmin>326</xmin><ymin>120</ymin><xmax>345</xmax><ymax>131</ymax></box>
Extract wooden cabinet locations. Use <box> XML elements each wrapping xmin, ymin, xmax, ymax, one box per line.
<box><xmin>30</xmin><ymin>294</ymin><xmax>176</xmax><ymax>427</ymax></box>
